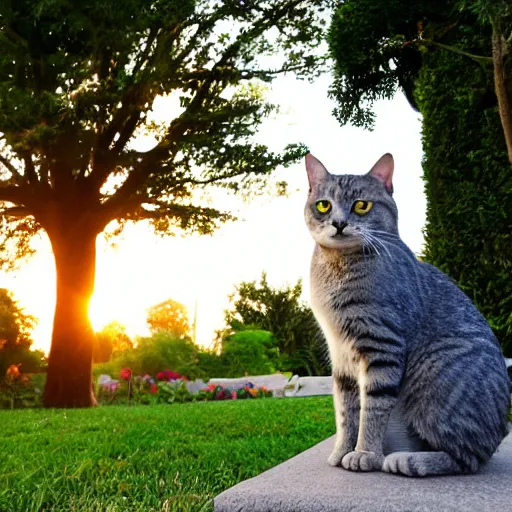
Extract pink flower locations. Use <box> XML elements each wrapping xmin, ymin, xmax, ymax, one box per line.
<box><xmin>231</xmin><ymin>391</ymin><xmax>237</xmax><ymax>400</ymax></box>
<box><xmin>120</xmin><ymin>368</ymin><xmax>132</xmax><ymax>380</ymax></box>
<box><xmin>102</xmin><ymin>381</ymin><xmax>120</xmax><ymax>393</ymax></box>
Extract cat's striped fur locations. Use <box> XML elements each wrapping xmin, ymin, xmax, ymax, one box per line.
<box><xmin>305</xmin><ymin>153</ymin><xmax>510</xmax><ymax>477</ymax></box>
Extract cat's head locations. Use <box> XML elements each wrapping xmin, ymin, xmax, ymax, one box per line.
<box><xmin>304</xmin><ymin>153</ymin><xmax>399</xmax><ymax>252</ymax></box>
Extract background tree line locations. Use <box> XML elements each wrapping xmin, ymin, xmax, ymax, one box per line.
<box><xmin>93</xmin><ymin>273</ymin><xmax>330</xmax><ymax>380</ymax></box>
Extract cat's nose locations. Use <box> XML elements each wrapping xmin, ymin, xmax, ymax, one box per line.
<box><xmin>332</xmin><ymin>220</ymin><xmax>348</xmax><ymax>234</ymax></box>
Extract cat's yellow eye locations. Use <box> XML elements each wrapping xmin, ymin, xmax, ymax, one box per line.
<box><xmin>353</xmin><ymin>200</ymin><xmax>373</xmax><ymax>215</ymax></box>
<box><xmin>315</xmin><ymin>200</ymin><xmax>331</xmax><ymax>214</ymax></box>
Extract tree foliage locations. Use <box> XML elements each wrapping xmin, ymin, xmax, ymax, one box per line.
<box><xmin>328</xmin><ymin>0</ymin><xmax>511</xmax><ymax>146</ymax></box>
<box><xmin>0</xmin><ymin>288</ymin><xmax>45</xmax><ymax>376</ymax></box>
<box><xmin>328</xmin><ymin>0</ymin><xmax>512</xmax><ymax>353</ymax></box>
<box><xmin>223</xmin><ymin>273</ymin><xmax>329</xmax><ymax>376</ymax></box>
<box><xmin>93</xmin><ymin>321</ymin><xmax>133</xmax><ymax>363</ymax></box>
<box><xmin>0</xmin><ymin>0</ymin><xmax>331</xmax><ymax>259</ymax></box>
<box><xmin>221</xmin><ymin>329</ymin><xmax>278</xmax><ymax>377</ymax></box>
<box><xmin>417</xmin><ymin>40</ymin><xmax>512</xmax><ymax>354</ymax></box>
<box><xmin>147</xmin><ymin>298</ymin><xmax>190</xmax><ymax>337</ymax></box>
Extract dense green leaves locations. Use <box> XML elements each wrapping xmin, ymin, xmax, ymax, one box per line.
<box><xmin>417</xmin><ymin>38</ymin><xmax>512</xmax><ymax>353</ymax></box>
<box><xmin>329</xmin><ymin>0</ymin><xmax>512</xmax><ymax>353</ymax></box>
<box><xmin>0</xmin><ymin>288</ymin><xmax>45</xmax><ymax>376</ymax></box>
<box><xmin>221</xmin><ymin>330</ymin><xmax>278</xmax><ymax>377</ymax></box>
<box><xmin>0</xmin><ymin>0</ymin><xmax>331</xmax><ymax>252</ymax></box>
<box><xmin>223</xmin><ymin>273</ymin><xmax>329</xmax><ymax>376</ymax></box>
<box><xmin>93</xmin><ymin>321</ymin><xmax>133</xmax><ymax>363</ymax></box>
<box><xmin>94</xmin><ymin>331</ymin><xmax>201</xmax><ymax>379</ymax></box>
<box><xmin>328</xmin><ymin>0</ymin><xmax>448</xmax><ymax>129</ymax></box>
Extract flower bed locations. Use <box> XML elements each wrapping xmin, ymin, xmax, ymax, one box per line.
<box><xmin>95</xmin><ymin>368</ymin><xmax>273</xmax><ymax>406</ymax></box>
<box><xmin>0</xmin><ymin>365</ymin><xmax>274</xmax><ymax>408</ymax></box>
<box><xmin>0</xmin><ymin>365</ymin><xmax>45</xmax><ymax>409</ymax></box>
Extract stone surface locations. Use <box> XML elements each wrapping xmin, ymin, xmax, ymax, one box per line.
<box><xmin>285</xmin><ymin>376</ymin><xmax>333</xmax><ymax>397</ymax></box>
<box><xmin>214</xmin><ymin>434</ymin><xmax>512</xmax><ymax>512</ymax></box>
<box><xmin>208</xmin><ymin>374</ymin><xmax>290</xmax><ymax>391</ymax></box>
<box><xmin>185</xmin><ymin>379</ymin><xmax>206</xmax><ymax>394</ymax></box>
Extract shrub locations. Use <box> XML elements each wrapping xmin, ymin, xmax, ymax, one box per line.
<box><xmin>94</xmin><ymin>332</ymin><xmax>200</xmax><ymax>380</ymax></box>
<box><xmin>220</xmin><ymin>330</ymin><xmax>277</xmax><ymax>377</ymax></box>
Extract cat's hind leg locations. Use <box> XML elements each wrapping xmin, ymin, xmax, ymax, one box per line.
<box><xmin>383</xmin><ymin>451</ymin><xmax>467</xmax><ymax>477</ymax></box>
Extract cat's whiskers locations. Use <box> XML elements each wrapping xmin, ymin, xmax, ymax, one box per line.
<box><xmin>358</xmin><ymin>230</ymin><xmax>381</xmax><ymax>257</ymax></box>
<box><xmin>362</xmin><ymin>231</ymin><xmax>390</xmax><ymax>258</ymax></box>
<box><xmin>371</xmin><ymin>236</ymin><xmax>392</xmax><ymax>259</ymax></box>
<box><xmin>364</xmin><ymin>229</ymin><xmax>415</xmax><ymax>262</ymax></box>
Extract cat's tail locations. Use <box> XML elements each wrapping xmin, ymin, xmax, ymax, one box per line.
<box><xmin>382</xmin><ymin>451</ymin><xmax>470</xmax><ymax>477</ymax></box>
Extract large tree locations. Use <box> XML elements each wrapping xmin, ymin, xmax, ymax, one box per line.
<box><xmin>0</xmin><ymin>0</ymin><xmax>331</xmax><ymax>406</ymax></box>
<box><xmin>328</xmin><ymin>0</ymin><xmax>512</xmax><ymax>352</ymax></box>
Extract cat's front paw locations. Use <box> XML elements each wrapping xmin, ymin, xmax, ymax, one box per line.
<box><xmin>327</xmin><ymin>446</ymin><xmax>351</xmax><ymax>467</ymax></box>
<box><xmin>341</xmin><ymin>451</ymin><xmax>384</xmax><ymax>472</ymax></box>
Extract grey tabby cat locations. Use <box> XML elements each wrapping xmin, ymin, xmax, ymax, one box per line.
<box><xmin>304</xmin><ymin>152</ymin><xmax>510</xmax><ymax>477</ymax></box>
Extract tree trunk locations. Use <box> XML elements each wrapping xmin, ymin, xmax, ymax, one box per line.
<box><xmin>43</xmin><ymin>226</ymin><xmax>98</xmax><ymax>408</ymax></box>
<box><xmin>491</xmin><ymin>20</ymin><xmax>512</xmax><ymax>165</ymax></box>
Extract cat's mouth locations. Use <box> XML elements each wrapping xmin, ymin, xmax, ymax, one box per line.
<box><xmin>312</xmin><ymin>224</ymin><xmax>363</xmax><ymax>251</ymax></box>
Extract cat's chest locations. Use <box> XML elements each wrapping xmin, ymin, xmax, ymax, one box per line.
<box><xmin>310</xmin><ymin>292</ymin><xmax>360</xmax><ymax>378</ymax></box>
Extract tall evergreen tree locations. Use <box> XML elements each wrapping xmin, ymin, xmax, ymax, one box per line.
<box><xmin>328</xmin><ymin>0</ymin><xmax>512</xmax><ymax>353</ymax></box>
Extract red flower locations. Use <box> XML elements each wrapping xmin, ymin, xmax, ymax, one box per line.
<box><xmin>6</xmin><ymin>364</ymin><xmax>20</xmax><ymax>380</ymax></box>
<box><xmin>156</xmin><ymin>370</ymin><xmax>185</xmax><ymax>381</ymax></box>
<box><xmin>150</xmin><ymin>383</ymin><xmax>158</xmax><ymax>394</ymax></box>
<box><xmin>120</xmin><ymin>368</ymin><xmax>132</xmax><ymax>380</ymax></box>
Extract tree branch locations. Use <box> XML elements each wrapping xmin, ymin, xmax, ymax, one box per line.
<box><xmin>21</xmin><ymin>152</ymin><xmax>38</xmax><ymax>185</ymax></box>
<box><xmin>130</xmin><ymin>26</ymin><xmax>160</xmax><ymax>78</ymax></box>
<box><xmin>94</xmin><ymin>0</ymin><xmax>307</xmax><ymax>212</ymax></box>
<box><xmin>0</xmin><ymin>155</ymin><xmax>24</xmax><ymax>185</ymax></box>
<box><xmin>412</xmin><ymin>39</ymin><xmax>493</xmax><ymax>65</ymax></box>
<box><xmin>0</xmin><ymin>185</ymin><xmax>30</xmax><ymax>206</ymax></box>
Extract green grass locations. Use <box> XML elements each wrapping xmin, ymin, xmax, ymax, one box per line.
<box><xmin>0</xmin><ymin>397</ymin><xmax>334</xmax><ymax>512</ymax></box>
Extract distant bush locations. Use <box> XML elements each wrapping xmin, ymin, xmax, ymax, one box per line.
<box><xmin>195</xmin><ymin>349</ymin><xmax>225</xmax><ymax>380</ymax></box>
<box><xmin>220</xmin><ymin>330</ymin><xmax>278</xmax><ymax>377</ymax></box>
<box><xmin>94</xmin><ymin>331</ymin><xmax>200</xmax><ymax>380</ymax></box>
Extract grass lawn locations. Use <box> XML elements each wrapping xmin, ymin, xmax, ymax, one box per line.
<box><xmin>0</xmin><ymin>397</ymin><xmax>334</xmax><ymax>512</ymax></box>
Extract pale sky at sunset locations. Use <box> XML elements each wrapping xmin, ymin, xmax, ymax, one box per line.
<box><xmin>0</xmin><ymin>73</ymin><xmax>425</xmax><ymax>353</ymax></box>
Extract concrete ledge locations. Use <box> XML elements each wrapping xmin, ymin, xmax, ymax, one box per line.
<box><xmin>214</xmin><ymin>434</ymin><xmax>512</xmax><ymax>512</ymax></box>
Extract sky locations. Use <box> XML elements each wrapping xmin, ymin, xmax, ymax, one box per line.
<box><xmin>0</xmin><ymin>73</ymin><xmax>425</xmax><ymax>353</ymax></box>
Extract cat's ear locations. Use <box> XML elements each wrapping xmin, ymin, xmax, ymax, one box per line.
<box><xmin>305</xmin><ymin>153</ymin><xmax>330</xmax><ymax>191</ymax></box>
<box><xmin>368</xmin><ymin>153</ymin><xmax>394</xmax><ymax>193</ymax></box>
